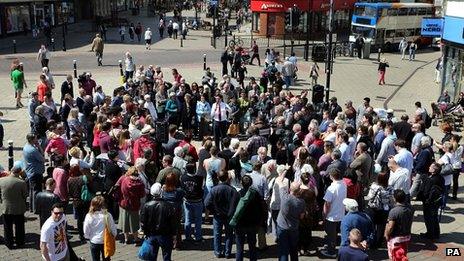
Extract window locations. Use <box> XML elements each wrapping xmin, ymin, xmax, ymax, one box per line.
<box><xmin>426</xmin><ymin>8</ymin><xmax>433</xmax><ymax>15</ymax></box>
<box><xmin>409</xmin><ymin>8</ymin><xmax>417</xmax><ymax>15</ymax></box>
<box><xmin>417</xmin><ymin>8</ymin><xmax>427</xmax><ymax>15</ymax></box>
<box><xmin>387</xmin><ymin>9</ymin><xmax>398</xmax><ymax>16</ymax></box>
<box><xmin>405</xmin><ymin>29</ymin><xmax>415</xmax><ymax>36</ymax></box>
<box><xmin>398</xmin><ymin>8</ymin><xmax>409</xmax><ymax>16</ymax></box>
<box><xmin>415</xmin><ymin>28</ymin><xmax>421</xmax><ymax>35</ymax></box>
<box><xmin>396</xmin><ymin>29</ymin><xmax>405</xmax><ymax>37</ymax></box>
<box><xmin>386</xmin><ymin>30</ymin><xmax>395</xmax><ymax>38</ymax></box>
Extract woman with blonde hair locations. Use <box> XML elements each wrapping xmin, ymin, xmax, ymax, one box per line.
<box><xmin>84</xmin><ymin>195</ymin><xmax>117</xmax><ymax>261</ymax></box>
<box><xmin>116</xmin><ymin>167</ymin><xmax>146</xmax><ymax>244</ymax></box>
<box><xmin>68</xmin><ymin>107</ymin><xmax>83</xmax><ymax>137</ymax></box>
<box><xmin>92</xmin><ymin>114</ymin><xmax>107</xmax><ymax>155</ymax></box>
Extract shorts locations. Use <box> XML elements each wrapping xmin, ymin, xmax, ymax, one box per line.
<box><xmin>145</xmin><ymin>39</ymin><xmax>151</xmax><ymax>44</ymax></box>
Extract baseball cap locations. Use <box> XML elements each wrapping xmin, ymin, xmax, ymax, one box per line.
<box><xmin>150</xmin><ymin>183</ymin><xmax>162</xmax><ymax>197</ymax></box>
<box><xmin>343</xmin><ymin>198</ymin><xmax>359</xmax><ymax>212</ymax></box>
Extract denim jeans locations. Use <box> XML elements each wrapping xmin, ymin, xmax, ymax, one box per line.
<box><xmin>184</xmin><ymin>201</ymin><xmax>203</xmax><ymax>240</ymax></box>
<box><xmin>284</xmin><ymin>76</ymin><xmax>292</xmax><ymax>89</ymax></box>
<box><xmin>27</xmin><ymin>174</ymin><xmax>43</xmax><ymax>212</ymax></box>
<box><xmin>276</xmin><ymin>225</ymin><xmax>299</xmax><ymax>261</ymax></box>
<box><xmin>89</xmin><ymin>243</ymin><xmax>110</xmax><ymax>261</ymax></box>
<box><xmin>148</xmin><ymin>235</ymin><xmax>173</xmax><ymax>261</ymax></box>
<box><xmin>213</xmin><ymin>217</ymin><xmax>234</xmax><ymax>257</ymax></box>
<box><xmin>235</xmin><ymin>227</ymin><xmax>258</xmax><ymax>261</ymax></box>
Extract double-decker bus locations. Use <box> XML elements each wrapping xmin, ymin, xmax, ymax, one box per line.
<box><xmin>349</xmin><ymin>2</ymin><xmax>434</xmax><ymax>51</ymax></box>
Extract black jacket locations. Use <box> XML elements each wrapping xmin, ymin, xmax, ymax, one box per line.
<box><xmin>104</xmin><ymin>160</ymin><xmax>123</xmax><ymax>191</ymax></box>
<box><xmin>418</xmin><ymin>174</ymin><xmax>445</xmax><ymax>205</ymax></box>
<box><xmin>205</xmin><ymin>183</ymin><xmax>239</xmax><ymax>221</ymax></box>
<box><xmin>35</xmin><ymin>190</ymin><xmax>60</xmax><ymax>225</ymax></box>
<box><xmin>413</xmin><ymin>147</ymin><xmax>434</xmax><ymax>174</ymax></box>
<box><xmin>141</xmin><ymin>198</ymin><xmax>177</xmax><ymax>236</ymax></box>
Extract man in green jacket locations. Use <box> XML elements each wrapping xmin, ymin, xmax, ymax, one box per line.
<box><xmin>230</xmin><ymin>175</ymin><xmax>265</xmax><ymax>261</ymax></box>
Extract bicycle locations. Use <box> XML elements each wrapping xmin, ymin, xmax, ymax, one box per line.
<box><xmin>334</xmin><ymin>42</ymin><xmax>351</xmax><ymax>57</ymax></box>
<box><xmin>228</xmin><ymin>36</ymin><xmax>244</xmax><ymax>49</ymax></box>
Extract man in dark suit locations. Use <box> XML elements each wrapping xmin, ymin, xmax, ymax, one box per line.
<box><xmin>350</xmin><ymin>142</ymin><xmax>373</xmax><ymax>188</ymax></box>
<box><xmin>393</xmin><ymin>115</ymin><xmax>413</xmax><ymax>149</ymax></box>
<box><xmin>0</xmin><ymin>161</ymin><xmax>28</xmax><ymax>249</ymax></box>
<box><xmin>35</xmin><ymin>178</ymin><xmax>61</xmax><ymax>227</ymax></box>
<box><xmin>60</xmin><ymin>74</ymin><xmax>74</xmax><ymax>102</ymax></box>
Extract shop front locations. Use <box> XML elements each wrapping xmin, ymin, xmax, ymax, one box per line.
<box><xmin>250</xmin><ymin>0</ymin><xmax>355</xmax><ymax>39</ymax></box>
<box><xmin>3</xmin><ymin>3</ymin><xmax>32</xmax><ymax>34</ymax></box>
<box><xmin>441</xmin><ymin>15</ymin><xmax>464</xmax><ymax>100</ymax></box>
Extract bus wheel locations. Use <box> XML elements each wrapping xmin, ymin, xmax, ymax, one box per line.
<box><xmin>384</xmin><ymin>42</ymin><xmax>392</xmax><ymax>52</ymax></box>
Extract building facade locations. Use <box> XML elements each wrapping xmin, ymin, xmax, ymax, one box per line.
<box><xmin>441</xmin><ymin>0</ymin><xmax>464</xmax><ymax>99</ymax></box>
<box><xmin>250</xmin><ymin>0</ymin><xmax>355</xmax><ymax>38</ymax></box>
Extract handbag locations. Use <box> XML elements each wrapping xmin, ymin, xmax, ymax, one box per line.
<box><xmin>138</xmin><ymin>238</ymin><xmax>155</xmax><ymax>260</ymax></box>
<box><xmin>103</xmin><ymin>212</ymin><xmax>116</xmax><ymax>258</ymax></box>
<box><xmin>81</xmin><ymin>175</ymin><xmax>95</xmax><ymax>202</ymax></box>
<box><xmin>440</xmin><ymin>155</ymin><xmax>454</xmax><ymax>176</ymax></box>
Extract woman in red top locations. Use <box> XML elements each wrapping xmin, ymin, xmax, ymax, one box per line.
<box><xmin>116</xmin><ymin>167</ymin><xmax>146</xmax><ymax>244</ymax></box>
<box><xmin>343</xmin><ymin>169</ymin><xmax>361</xmax><ymax>203</ymax></box>
<box><xmin>172</xmin><ymin>68</ymin><xmax>182</xmax><ymax>83</ymax></box>
<box><xmin>36</xmin><ymin>74</ymin><xmax>49</xmax><ymax>102</ymax></box>
<box><xmin>92</xmin><ymin>114</ymin><xmax>107</xmax><ymax>155</ymax></box>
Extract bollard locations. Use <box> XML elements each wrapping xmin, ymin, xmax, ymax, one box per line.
<box><xmin>8</xmin><ymin>140</ymin><xmax>13</xmax><ymax>171</ymax></box>
<box><xmin>291</xmin><ymin>40</ymin><xmax>294</xmax><ymax>55</ymax></box>
<box><xmin>13</xmin><ymin>40</ymin><xmax>17</xmax><ymax>54</ymax></box>
<box><xmin>180</xmin><ymin>37</ymin><xmax>183</xmax><ymax>47</ymax></box>
<box><xmin>378</xmin><ymin>48</ymin><xmax>382</xmax><ymax>62</ymax></box>
<box><xmin>203</xmin><ymin>54</ymin><xmax>206</xmax><ymax>71</ymax></box>
<box><xmin>73</xmin><ymin>60</ymin><xmax>77</xmax><ymax>78</ymax></box>
<box><xmin>51</xmin><ymin>38</ymin><xmax>55</xmax><ymax>51</ymax></box>
<box><xmin>225</xmin><ymin>33</ymin><xmax>228</xmax><ymax>48</ymax></box>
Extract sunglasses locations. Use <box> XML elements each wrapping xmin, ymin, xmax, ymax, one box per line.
<box><xmin>53</xmin><ymin>211</ymin><xmax>64</xmax><ymax>215</ymax></box>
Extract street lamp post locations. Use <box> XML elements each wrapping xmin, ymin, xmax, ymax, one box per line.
<box><xmin>325</xmin><ymin>0</ymin><xmax>334</xmax><ymax>104</ymax></box>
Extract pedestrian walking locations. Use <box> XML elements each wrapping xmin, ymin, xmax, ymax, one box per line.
<box><xmin>310</xmin><ymin>62</ymin><xmax>320</xmax><ymax>85</ymax></box>
<box><xmin>11</xmin><ymin>62</ymin><xmax>27</xmax><ymax>108</ymax></box>
<box><xmin>37</xmin><ymin>45</ymin><xmax>50</xmax><ymax>68</ymax></box>
<box><xmin>250</xmin><ymin>40</ymin><xmax>261</xmax><ymax>66</ymax></box>
<box><xmin>99</xmin><ymin>23</ymin><xmax>107</xmax><ymax>41</ymax></box>
<box><xmin>124</xmin><ymin>52</ymin><xmax>136</xmax><ymax>81</ymax></box>
<box><xmin>167</xmin><ymin>20</ymin><xmax>173</xmax><ymax>38</ymax></box>
<box><xmin>409</xmin><ymin>41</ymin><xmax>417</xmax><ymax>61</ymax></box>
<box><xmin>158</xmin><ymin>18</ymin><xmax>165</xmax><ymax>38</ymax></box>
<box><xmin>119</xmin><ymin>25</ymin><xmax>126</xmax><ymax>42</ymax></box>
<box><xmin>40</xmin><ymin>203</ymin><xmax>69</xmax><ymax>261</ymax></box>
<box><xmin>0</xmin><ymin>161</ymin><xmax>27</xmax><ymax>249</ymax></box>
<box><xmin>378</xmin><ymin>58</ymin><xmax>389</xmax><ymax>85</ymax></box>
<box><xmin>435</xmin><ymin>56</ymin><xmax>443</xmax><ymax>83</ymax></box>
<box><xmin>355</xmin><ymin>35</ymin><xmax>364</xmax><ymax>59</ymax></box>
<box><xmin>173</xmin><ymin>21</ymin><xmax>179</xmax><ymax>39</ymax></box>
<box><xmin>23</xmin><ymin>133</ymin><xmax>46</xmax><ymax>213</ymax></box>
<box><xmin>399</xmin><ymin>37</ymin><xmax>408</xmax><ymax>60</ymax></box>
<box><xmin>135</xmin><ymin>22</ymin><xmax>143</xmax><ymax>42</ymax></box>
<box><xmin>221</xmin><ymin>48</ymin><xmax>229</xmax><ymax>76</ymax></box>
<box><xmin>91</xmin><ymin>33</ymin><xmax>104</xmax><ymax>66</ymax></box>
<box><xmin>129</xmin><ymin>23</ymin><xmax>135</xmax><ymax>42</ymax></box>
<box><xmin>182</xmin><ymin>20</ymin><xmax>188</xmax><ymax>39</ymax></box>
<box><xmin>144</xmin><ymin>28</ymin><xmax>153</xmax><ymax>50</ymax></box>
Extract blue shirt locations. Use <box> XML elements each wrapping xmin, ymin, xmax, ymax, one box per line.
<box><xmin>338</xmin><ymin>246</ymin><xmax>369</xmax><ymax>261</ymax></box>
<box><xmin>340</xmin><ymin>211</ymin><xmax>374</xmax><ymax>246</ymax></box>
<box><xmin>23</xmin><ymin>143</ymin><xmax>45</xmax><ymax>178</ymax></box>
<box><xmin>394</xmin><ymin>148</ymin><xmax>414</xmax><ymax>174</ymax></box>
<box><xmin>247</xmin><ymin>171</ymin><xmax>269</xmax><ymax>199</ymax></box>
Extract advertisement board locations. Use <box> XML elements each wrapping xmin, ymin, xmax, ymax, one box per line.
<box><xmin>421</xmin><ymin>18</ymin><xmax>443</xmax><ymax>37</ymax></box>
<box><xmin>443</xmin><ymin>16</ymin><xmax>464</xmax><ymax>45</ymax></box>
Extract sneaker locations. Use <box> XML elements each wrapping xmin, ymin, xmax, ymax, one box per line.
<box><xmin>320</xmin><ymin>249</ymin><xmax>337</xmax><ymax>258</ymax></box>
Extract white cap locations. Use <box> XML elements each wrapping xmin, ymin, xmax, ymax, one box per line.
<box><xmin>300</xmin><ymin>164</ymin><xmax>314</xmax><ymax>175</ymax></box>
<box><xmin>150</xmin><ymin>183</ymin><xmax>162</xmax><ymax>197</ymax></box>
<box><xmin>343</xmin><ymin>198</ymin><xmax>359</xmax><ymax>212</ymax></box>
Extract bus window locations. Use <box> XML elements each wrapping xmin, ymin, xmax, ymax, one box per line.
<box><xmin>409</xmin><ymin>8</ymin><xmax>417</xmax><ymax>15</ymax></box>
<box><xmin>381</xmin><ymin>9</ymin><xmax>388</xmax><ymax>17</ymax></box>
<box><xmin>398</xmin><ymin>8</ymin><xmax>409</xmax><ymax>16</ymax></box>
<box><xmin>396</xmin><ymin>30</ymin><xmax>405</xmax><ymax>38</ymax></box>
<box><xmin>354</xmin><ymin>6</ymin><xmax>365</xmax><ymax>16</ymax></box>
<box><xmin>405</xmin><ymin>29</ymin><xmax>415</xmax><ymax>37</ymax></box>
<box><xmin>418</xmin><ymin>8</ymin><xmax>427</xmax><ymax>15</ymax></box>
<box><xmin>387</xmin><ymin>9</ymin><xmax>398</xmax><ymax>16</ymax></box>
<box><xmin>425</xmin><ymin>8</ymin><xmax>433</xmax><ymax>15</ymax></box>
<box><xmin>386</xmin><ymin>30</ymin><xmax>395</xmax><ymax>38</ymax></box>
<box><xmin>352</xmin><ymin>25</ymin><xmax>375</xmax><ymax>38</ymax></box>
<box><xmin>415</xmin><ymin>28</ymin><xmax>421</xmax><ymax>35</ymax></box>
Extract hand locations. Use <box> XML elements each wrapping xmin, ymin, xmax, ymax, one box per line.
<box><xmin>360</xmin><ymin>240</ymin><xmax>368</xmax><ymax>250</ymax></box>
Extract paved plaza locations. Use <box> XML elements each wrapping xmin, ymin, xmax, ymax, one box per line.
<box><xmin>0</xmin><ymin>8</ymin><xmax>462</xmax><ymax>261</ymax></box>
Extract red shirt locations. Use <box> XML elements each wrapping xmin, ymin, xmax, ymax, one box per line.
<box><xmin>37</xmin><ymin>82</ymin><xmax>49</xmax><ymax>102</ymax></box>
<box><xmin>117</xmin><ymin>175</ymin><xmax>146</xmax><ymax>211</ymax></box>
<box><xmin>133</xmin><ymin>136</ymin><xmax>157</xmax><ymax>162</ymax></box>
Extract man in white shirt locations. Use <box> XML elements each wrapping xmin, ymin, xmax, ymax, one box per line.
<box><xmin>282</xmin><ymin>58</ymin><xmax>295</xmax><ymax>90</ymax></box>
<box><xmin>143</xmin><ymin>94</ymin><xmax>158</xmax><ymax>120</ymax></box>
<box><xmin>210</xmin><ymin>94</ymin><xmax>231</xmax><ymax>149</ymax></box>
<box><xmin>388</xmin><ymin>158</ymin><xmax>411</xmax><ymax>202</ymax></box>
<box><xmin>40</xmin><ymin>204</ymin><xmax>69</xmax><ymax>261</ymax></box>
<box><xmin>399</xmin><ymin>37</ymin><xmax>408</xmax><ymax>60</ymax></box>
<box><xmin>144</xmin><ymin>27</ymin><xmax>153</xmax><ymax>50</ymax></box>
<box><xmin>172</xmin><ymin>21</ymin><xmax>179</xmax><ymax>39</ymax></box>
<box><xmin>393</xmin><ymin>139</ymin><xmax>414</xmax><ymax>174</ymax></box>
<box><xmin>321</xmin><ymin>169</ymin><xmax>347</xmax><ymax>258</ymax></box>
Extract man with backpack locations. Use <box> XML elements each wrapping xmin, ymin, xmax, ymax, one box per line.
<box><xmin>417</xmin><ymin>162</ymin><xmax>445</xmax><ymax>240</ymax></box>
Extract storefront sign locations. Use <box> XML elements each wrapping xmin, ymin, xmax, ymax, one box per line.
<box><xmin>421</xmin><ymin>18</ymin><xmax>443</xmax><ymax>37</ymax></box>
<box><xmin>250</xmin><ymin>0</ymin><xmax>310</xmax><ymax>12</ymax></box>
<box><xmin>312</xmin><ymin>0</ymin><xmax>355</xmax><ymax>11</ymax></box>
<box><xmin>443</xmin><ymin>16</ymin><xmax>464</xmax><ymax>45</ymax></box>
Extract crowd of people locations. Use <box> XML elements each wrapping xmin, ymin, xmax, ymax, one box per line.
<box><xmin>0</xmin><ymin>40</ymin><xmax>461</xmax><ymax>261</ymax></box>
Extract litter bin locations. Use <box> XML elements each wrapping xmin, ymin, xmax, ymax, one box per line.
<box><xmin>363</xmin><ymin>41</ymin><xmax>371</xmax><ymax>59</ymax></box>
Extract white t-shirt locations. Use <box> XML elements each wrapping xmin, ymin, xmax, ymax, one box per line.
<box><xmin>440</xmin><ymin>152</ymin><xmax>455</xmax><ymax>186</ymax></box>
<box><xmin>40</xmin><ymin>215</ymin><xmax>68</xmax><ymax>261</ymax></box>
<box><xmin>323</xmin><ymin>180</ymin><xmax>347</xmax><ymax>222</ymax></box>
<box><xmin>83</xmin><ymin>211</ymin><xmax>117</xmax><ymax>244</ymax></box>
<box><xmin>388</xmin><ymin>167</ymin><xmax>410</xmax><ymax>194</ymax></box>
<box><xmin>144</xmin><ymin>30</ymin><xmax>152</xmax><ymax>40</ymax></box>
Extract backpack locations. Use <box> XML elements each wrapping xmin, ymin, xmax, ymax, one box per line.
<box><xmin>81</xmin><ymin>175</ymin><xmax>95</xmax><ymax>202</ymax></box>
